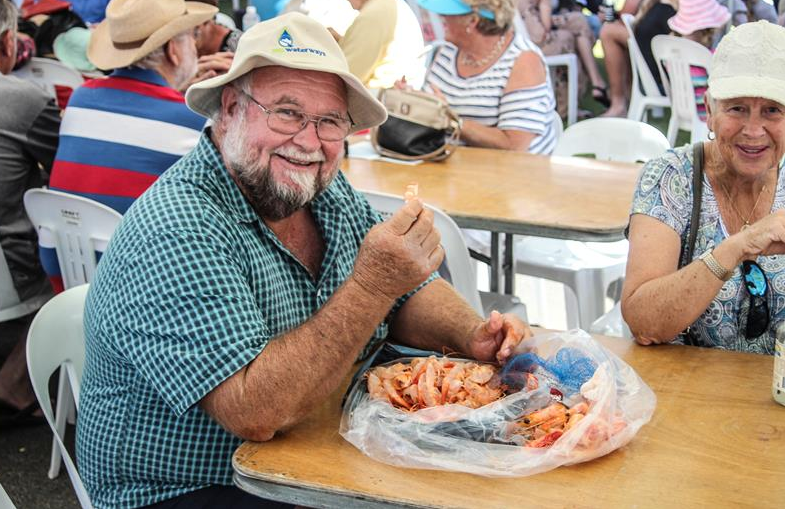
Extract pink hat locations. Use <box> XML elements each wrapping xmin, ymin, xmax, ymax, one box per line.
<box><xmin>667</xmin><ymin>0</ymin><xmax>730</xmax><ymax>35</ymax></box>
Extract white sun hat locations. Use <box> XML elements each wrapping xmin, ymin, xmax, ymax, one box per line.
<box><xmin>708</xmin><ymin>20</ymin><xmax>785</xmax><ymax>106</ymax></box>
<box><xmin>185</xmin><ymin>11</ymin><xmax>387</xmax><ymax>133</ymax></box>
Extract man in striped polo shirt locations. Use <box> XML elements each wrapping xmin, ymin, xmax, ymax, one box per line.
<box><xmin>41</xmin><ymin>0</ymin><xmax>217</xmax><ymax>292</ymax></box>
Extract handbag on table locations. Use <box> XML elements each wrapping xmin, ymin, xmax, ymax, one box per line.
<box><xmin>371</xmin><ymin>88</ymin><xmax>461</xmax><ymax>162</ymax></box>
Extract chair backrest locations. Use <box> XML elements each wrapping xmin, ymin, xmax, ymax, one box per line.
<box><xmin>361</xmin><ymin>190</ymin><xmax>483</xmax><ymax>315</ymax></box>
<box><xmin>26</xmin><ymin>284</ymin><xmax>92</xmax><ymax>509</ymax></box>
<box><xmin>621</xmin><ymin>13</ymin><xmax>664</xmax><ymax>99</ymax></box>
<box><xmin>23</xmin><ymin>189</ymin><xmax>122</xmax><ymax>290</ymax></box>
<box><xmin>651</xmin><ymin>34</ymin><xmax>713</xmax><ymax>143</ymax></box>
<box><xmin>12</xmin><ymin>57</ymin><xmax>84</xmax><ymax>99</ymax></box>
<box><xmin>553</xmin><ymin>117</ymin><xmax>670</xmax><ymax>163</ymax></box>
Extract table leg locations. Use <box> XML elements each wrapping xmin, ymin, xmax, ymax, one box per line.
<box><xmin>490</xmin><ymin>232</ymin><xmax>502</xmax><ymax>293</ymax></box>
<box><xmin>504</xmin><ymin>234</ymin><xmax>515</xmax><ymax>295</ymax></box>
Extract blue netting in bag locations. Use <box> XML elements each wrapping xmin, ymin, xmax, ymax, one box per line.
<box><xmin>500</xmin><ymin>348</ymin><xmax>597</xmax><ymax>393</ymax></box>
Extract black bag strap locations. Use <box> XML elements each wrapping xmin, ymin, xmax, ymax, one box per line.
<box><xmin>685</xmin><ymin>141</ymin><xmax>705</xmax><ymax>264</ymax></box>
<box><xmin>682</xmin><ymin>142</ymin><xmax>705</xmax><ymax>347</ymax></box>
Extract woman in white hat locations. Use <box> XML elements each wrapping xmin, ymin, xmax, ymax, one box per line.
<box><xmin>622</xmin><ymin>21</ymin><xmax>785</xmax><ymax>354</ymax></box>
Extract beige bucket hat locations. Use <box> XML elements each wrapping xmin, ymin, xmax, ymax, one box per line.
<box><xmin>709</xmin><ymin>21</ymin><xmax>785</xmax><ymax>106</ymax></box>
<box><xmin>87</xmin><ymin>0</ymin><xmax>217</xmax><ymax>70</ymax></box>
<box><xmin>185</xmin><ymin>12</ymin><xmax>387</xmax><ymax>133</ymax></box>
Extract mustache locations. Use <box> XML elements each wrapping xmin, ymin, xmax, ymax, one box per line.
<box><xmin>273</xmin><ymin>146</ymin><xmax>326</xmax><ymax>163</ymax></box>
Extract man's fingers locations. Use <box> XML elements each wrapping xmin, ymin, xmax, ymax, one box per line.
<box><xmin>483</xmin><ymin>310</ymin><xmax>502</xmax><ymax>335</ymax></box>
<box><xmin>386</xmin><ymin>199</ymin><xmax>423</xmax><ymax>235</ymax></box>
<box><xmin>406</xmin><ymin>207</ymin><xmax>434</xmax><ymax>245</ymax></box>
<box><xmin>427</xmin><ymin>244</ymin><xmax>444</xmax><ymax>269</ymax></box>
<box><xmin>420</xmin><ymin>228</ymin><xmax>441</xmax><ymax>253</ymax></box>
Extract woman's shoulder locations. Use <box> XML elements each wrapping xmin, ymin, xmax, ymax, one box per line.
<box><xmin>638</xmin><ymin>144</ymin><xmax>694</xmax><ymax>184</ymax></box>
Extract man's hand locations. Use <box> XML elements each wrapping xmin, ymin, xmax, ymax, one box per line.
<box><xmin>352</xmin><ymin>199</ymin><xmax>443</xmax><ymax>301</ymax></box>
<box><xmin>467</xmin><ymin>310</ymin><xmax>532</xmax><ymax>364</ymax></box>
<box><xmin>181</xmin><ymin>52</ymin><xmax>234</xmax><ymax>91</ymax></box>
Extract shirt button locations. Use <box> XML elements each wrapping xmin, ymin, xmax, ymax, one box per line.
<box><xmin>316</xmin><ymin>288</ymin><xmax>323</xmax><ymax>300</ymax></box>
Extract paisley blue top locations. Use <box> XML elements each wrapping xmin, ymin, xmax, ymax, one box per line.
<box><xmin>630</xmin><ymin>143</ymin><xmax>784</xmax><ymax>354</ymax></box>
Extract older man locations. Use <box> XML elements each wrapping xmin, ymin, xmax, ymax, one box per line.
<box><xmin>48</xmin><ymin>0</ymin><xmax>216</xmax><ymax>215</ymax></box>
<box><xmin>77</xmin><ymin>12</ymin><xmax>531</xmax><ymax>508</ymax></box>
<box><xmin>0</xmin><ymin>0</ymin><xmax>57</xmax><ymax>426</ymax></box>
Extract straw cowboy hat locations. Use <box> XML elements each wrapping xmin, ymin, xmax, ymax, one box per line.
<box><xmin>667</xmin><ymin>0</ymin><xmax>730</xmax><ymax>35</ymax></box>
<box><xmin>87</xmin><ymin>0</ymin><xmax>217</xmax><ymax>70</ymax></box>
<box><xmin>185</xmin><ymin>12</ymin><xmax>387</xmax><ymax>133</ymax></box>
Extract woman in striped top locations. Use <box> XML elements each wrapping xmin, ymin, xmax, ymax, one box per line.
<box><xmin>417</xmin><ymin>0</ymin><xmax>558</xmax><ymax>154</ymax></box>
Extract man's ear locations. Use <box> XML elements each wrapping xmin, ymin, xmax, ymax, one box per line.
<box><xmin>220</xmin><ymin>85</ymin><xmax>240</xmax><ymax>120</ymax></box>
<box><xmin>165</xmin><ymin>39</ymin><xmax>180</xmax><ymax>67</ymax></box>
<box><xmin>1</xmin><ymin>30</ymin><xmax>13</xmax><ymax>60</ymax></box>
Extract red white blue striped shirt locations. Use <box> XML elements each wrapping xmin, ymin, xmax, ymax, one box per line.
<box><xmin>43</xmin><ymin>67</ymin><xmax>204</xmax><ymax>292</ymax></box>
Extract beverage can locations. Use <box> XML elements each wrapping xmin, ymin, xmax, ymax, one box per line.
<box><xmin>773</xmin><ymin>324</ymin><xmax>785</xmax><ymax>406</ymax></box>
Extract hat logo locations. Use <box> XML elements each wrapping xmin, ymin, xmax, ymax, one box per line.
<box><xmin>278</xmin><ymin>29</ymin><xmax>293</xmax><ymax>48</ymax></box>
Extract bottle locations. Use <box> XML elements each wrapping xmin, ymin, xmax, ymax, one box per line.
<box><xmin>242</xmin><ymin>5</ymin><xmax>260</xmax><ymax>31</ymax></box>
<box><xmin>774</xmin><ymin>323</ymin><xmax>785</xmax><ymax>406</ymax></box>
<box><xmin>601</xmin><ymin>0</ymin><xmax>616</xmax><ymax>23</ymax></box>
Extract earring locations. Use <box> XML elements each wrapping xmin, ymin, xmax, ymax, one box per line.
<box><xmin>466</xmin><ymin>26</ymin><xmax>471</xmax><ymax>34</ymax></box>
<box><xmin>707</xmin><ymin>130</ymin><xmax>715</xmax><ymax>140</ymax></box>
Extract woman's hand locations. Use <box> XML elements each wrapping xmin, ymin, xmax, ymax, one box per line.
<box><xmin>733</xmin><ymin>210</ymin><xmax>785</xmax><ymax>258</ymax></box>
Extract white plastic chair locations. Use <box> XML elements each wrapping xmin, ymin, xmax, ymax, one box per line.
<box><xmin>553</xmin><ymin>117</ymin><xmax>670</xmax><ymax>162</ymax></box>
<box><xmin>23</xmin><ymin>189</ymin><xmax>121</xmax><ymax>480</ymax></box>
<box><xmin>0</xmin><ymin>247</ymin><xmax>51</xmax><ymax>322</ymax></box>
<box><xmin>621</xmin><ymin>14</ymin><xmax>671</xmax><ymax>125</ymax></box>
<box><xmin>362</xmin><ymin>190</ymin><xmax>528</xmax><ymax>321</ymax></box>
<box><xmin>0</xmin><ymin>482</ymin><xmax>17</xmax><ymax>509</ymax></box>
<box><xmin>12</xmin><ymin>57</ymin><xmax>84</xmax><ymax>101</ymax></box>
<box><xmin>651</xmin><ymin>35</ymin><xmax>713</xmax><ymax>146</ymax></box>
<box><xmin>544</xmin><ymin>53</ymin><xmax>579</xmax><ymax>126</ymax></box>
<box><xmin>514</xmin><ymin>118</ymin><xmax>669</xmax><ymax>330</ymax></box>
<box><xmin>26</xmin><ymin>284</ymin><xmax>93</xmax><ymax>509</ymax></box>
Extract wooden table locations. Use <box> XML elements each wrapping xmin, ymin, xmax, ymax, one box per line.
<box><xmin>341</xmin><ymin>147</ymin><xmax>641</xmax><ymax>292</ymax></box>
<box><xmin>233</xmin><ymin>336</ymin><xmax>785</xmax><ymax>508</ymax></box>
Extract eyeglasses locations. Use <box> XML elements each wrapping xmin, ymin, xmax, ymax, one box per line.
<box><xmin>741</xmin><ymin>260</ymin><xmax>769</xmax><ymax>339</ymax></box>
<box><xmin>242</xmin><ymin>92</ymin><xmax>352</xmax><ymax>142</ymax></box>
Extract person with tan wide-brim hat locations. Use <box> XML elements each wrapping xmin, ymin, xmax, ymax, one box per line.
<box><xmin>47</xmin><ymin>0</ymin><xmax>217</xmax><ymax>223</ymax></box>
<box><xmin>87</xmin><ymin>0</ymin><xmax>216</xmax><ymax>70</ymax></box>
<box><xmin>77</xmin><ymin>11</ymin><xmax>533</xmax><ymax>508</ymax></box>
<box><xmin>623</xmin><ymin>21</ymin><xmax>785</xmax><ymax>353</ymax></box>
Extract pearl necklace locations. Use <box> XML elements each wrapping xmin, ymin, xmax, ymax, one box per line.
<box><xmin>458</xmin><ymin>33</ymin><xmax>508</xmax><ymax>68</ymax></box>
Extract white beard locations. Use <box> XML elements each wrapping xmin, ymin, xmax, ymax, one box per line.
<box><xmin>221</xmin><ymin>109</ymin><xmax>335</xmax><ymax>219</ymax></box>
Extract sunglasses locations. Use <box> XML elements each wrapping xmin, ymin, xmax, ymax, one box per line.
<box><xmin>741</xmin><ymin>260</ymin><xmax>769</xmax><ymax>339</ymax></box>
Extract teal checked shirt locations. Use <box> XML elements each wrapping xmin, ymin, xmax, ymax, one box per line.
<box><xmin>76</xmin><ymin>132</ymin><xmax>432</xmax><ymax>508</ymax></box>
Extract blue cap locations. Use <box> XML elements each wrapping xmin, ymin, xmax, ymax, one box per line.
<box><xmin>417</xmin><ymin>0</ymin><xmax>496</xmax><ymax>20</ymax></box>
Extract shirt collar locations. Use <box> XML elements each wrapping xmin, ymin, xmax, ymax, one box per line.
<box><xmin>111</xmin><ymin>67</ymin><xmax>170</xmax><ymax>87</ymax></box>
<box><xmin>188</xmin><ymin>132</ymin><xmax>352</xmax><ymax>225</ymax></box>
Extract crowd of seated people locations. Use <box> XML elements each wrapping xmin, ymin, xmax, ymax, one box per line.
<box><xmin>3</xmin><ymin>0</ymin><xmax>785</xmax><ymax>505</ymax></box>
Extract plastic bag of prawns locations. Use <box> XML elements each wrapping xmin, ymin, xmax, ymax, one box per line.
<box><xmin>339</xmin><ymin>330</ymin><xmax>656</xmax><ymax>477</ymax></box>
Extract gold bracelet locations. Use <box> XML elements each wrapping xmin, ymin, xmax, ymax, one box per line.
<box><xmin>699</xmin><ymin>250</ymin><xmax>733</xmax><ymax>281</ymax></box>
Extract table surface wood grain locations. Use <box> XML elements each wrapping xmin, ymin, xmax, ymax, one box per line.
<box><xmin>233</xmin><ymin>335</ymin><xmax>785</xmax><ymax>508</ymax></box>
<box><xmin>340</xmin><ymin>147</ymin><xmax>642</xmax><ymax>241</ymax></box>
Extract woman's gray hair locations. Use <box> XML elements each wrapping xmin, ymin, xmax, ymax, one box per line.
<box><xmin>0</xmin><ymin>0</ymin><xmax>19</xmax><ymax>38</ymax></box>
<box><xmin>132</xmin><ymin>29</ymin><xmax>192</xmax><ymax>70</ymax></box>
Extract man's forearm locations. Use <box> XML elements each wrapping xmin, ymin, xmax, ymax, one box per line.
<box><xmin>389</xmin><ymin>279</ymin><xmax>481</xmax><ymax>355</ymax></box>
<box><xmin>202</xmin><ymin>276</ymin><xmax>395</xmax><ymax>440</ymax></box>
